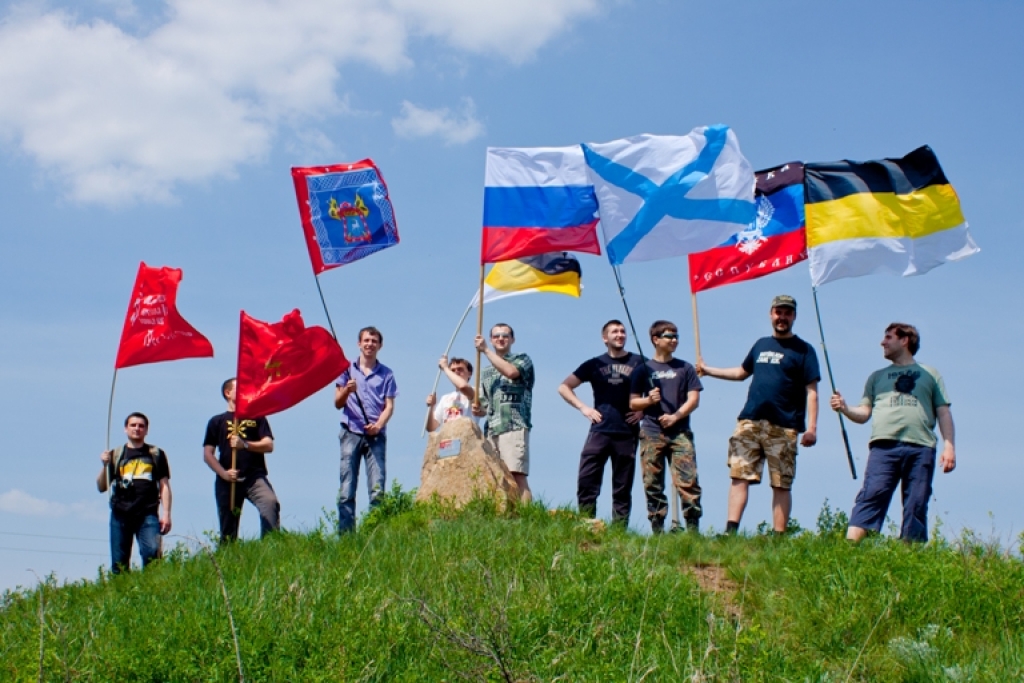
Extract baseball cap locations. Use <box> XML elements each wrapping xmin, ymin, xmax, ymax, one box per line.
<box><xmin>771</xmin><ymin>295</ymin><xmax>797</xmax><ymax>310</ymax></box>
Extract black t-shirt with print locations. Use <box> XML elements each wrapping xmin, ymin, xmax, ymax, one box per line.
<box><xmin>572</xmin><ymin>352</ymin><xmax>643</xmax><ymax>435</ymax></box>
<box><xmin>630</xmin><ymin>358</ymin><xmax>703</xmax><ymax>436</ymax></box>
<box><xmin>109</xmin><ymin>444</ymin><xmax>170</xmax><ymax>518</ymax></box>
<box><xmin>204</xmin><ymin>412</ymin><xmax>273</xmax><ymax>479</ymax></box>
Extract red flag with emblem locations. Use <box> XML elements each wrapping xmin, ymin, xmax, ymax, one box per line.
<box><xmin>235</xmin><ymin>309</ymin><xmax>349</xmax><ymax>419</ymax></box>
<box><xmin>114</xmin><ymin>262</ymin><xmax>214</xmax><ymax>369</ymax></box>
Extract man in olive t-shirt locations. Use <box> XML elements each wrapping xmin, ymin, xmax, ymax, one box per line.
<box><xmin>831</xmin><ymin>323</ymin><xmax>956</xmax><ymax>542</ymax></box>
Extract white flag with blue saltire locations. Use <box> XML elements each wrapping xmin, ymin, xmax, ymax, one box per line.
<box><xmin>582</xmin><ymin>125</ymin><xmax>757</xmax><ymax>265</ymax></box>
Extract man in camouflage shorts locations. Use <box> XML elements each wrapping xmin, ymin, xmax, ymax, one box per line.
<box><xmin>630</xmin><ymin>320</ymin><xmax>703</xmax><ymax>533</ymax></box>
<box><xmin>698</xmin><ymin>295</ymin><xmax>820</xmax><ymax>534</ymax></box>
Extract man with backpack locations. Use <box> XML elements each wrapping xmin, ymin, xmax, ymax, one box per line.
<box><xmin>97</xmin><ymin>412</ymin><xmax>172</xmax><ymax>573</ymax></box>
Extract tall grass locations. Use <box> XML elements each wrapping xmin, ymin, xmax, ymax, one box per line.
<box><xmin>2</xmin><ymin>491</ymin><xmax>1023</xmax><ymax>681</ymax></box>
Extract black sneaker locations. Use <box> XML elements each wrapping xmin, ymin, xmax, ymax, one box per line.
<box><xmin>651</xmin><ymin>518</ymin><xmax>665</xmax><ymax>534</ymax></box>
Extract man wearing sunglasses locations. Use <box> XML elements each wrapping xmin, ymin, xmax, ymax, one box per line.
<box><xmin>474</xmin><ymin>323</ymin><xmax>535</xmax><ymax>502</ymax></box>
<box><xmin>697</xmin><ymin>295</ymin><xmax>820</xmax><ymax>535</ymax></box>
<box><xmin>629</xmin><ymin>320</ymin><xmax>703</xmax><ymax>533</ymax></box>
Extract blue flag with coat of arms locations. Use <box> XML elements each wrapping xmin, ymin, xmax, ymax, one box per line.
<box><xmin>582</xmin><ymin>125</ymin><xmax>756</xmax><ymax>265</ymax></box>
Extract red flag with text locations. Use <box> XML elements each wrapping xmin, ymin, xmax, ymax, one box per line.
<box><xmin>114</xmin><ymin>262</ymin><xmax>214</xmax><ymax>369</ymax></box>
<box><xmin>235</xmin><ymin>309</ymin><xmax>349</xmax><ymax>419</ymax></box>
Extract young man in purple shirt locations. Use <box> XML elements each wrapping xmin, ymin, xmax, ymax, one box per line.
<box><xmin>334</xmin><ymin>326</ymin><xmax>398</xmax><ymax>533</ymax></box>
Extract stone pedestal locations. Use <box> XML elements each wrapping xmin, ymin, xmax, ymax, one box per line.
<box><xmin>416</xmin><ymin>417</ymin><xmax>519</xmax><ymax>511</ymax></box>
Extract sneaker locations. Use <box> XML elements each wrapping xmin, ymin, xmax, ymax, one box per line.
<box><xmin>651</xmin><ymin>518</ymin><xmax>665</xmax><ymax>534</ymax></box>
<box><xmin>685</xmin><ymin>519</ymin><xmax>700</xmax><ymax>533</ymax></box>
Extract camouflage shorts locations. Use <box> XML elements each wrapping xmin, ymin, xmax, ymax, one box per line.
<box><xmin>727</xmin><ymin>419</ymin><xmax>798</xmax><ymax>489</ymax></box>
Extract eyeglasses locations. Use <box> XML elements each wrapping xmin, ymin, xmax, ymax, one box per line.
<box><xmin>658</xmin><ymin>333</ymin><xmax>679</xmax><ymax>340</ymax></box>
<box><xmin>491</xmin><ymin>333</ymin><xmax>512</xmax><ymax>339</ymax></box>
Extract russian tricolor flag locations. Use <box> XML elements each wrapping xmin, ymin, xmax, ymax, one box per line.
<box><xmin>481</xmin><ymin>146</ymin><xmax>602</xmax><ymax>264</ymax></box>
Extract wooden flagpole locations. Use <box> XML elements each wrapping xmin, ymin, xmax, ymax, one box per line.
<box><xmin>230</xmin><ymin>424</ymin><xmax>238</xmax><ymax>512</ymax></box>
<box><xmin>422</xmin><ymin>302</ymin><xmax>474</xmax><ymax>437</ymax></box>
<box><xmin>104</xmin><ymin>368</ymin><xmax>119</xmax><ymax>493</ymax></box>
<box><xmin>473</xmin><ymin>264</ymin><xmax>486</xmax><ymax>408</ymax></box>
<box><xmin>690</xmin><ymin>291</ymin><xmax>703</xmax><ymax>364</ymax></box>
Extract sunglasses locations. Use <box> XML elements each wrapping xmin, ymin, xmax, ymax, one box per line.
<box><xmin>657</xmin><ymin>333</ymin><xmax>679</xmax><ymax>340</ymax></box>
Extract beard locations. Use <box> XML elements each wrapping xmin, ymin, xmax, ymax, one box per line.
<box><xmin>774</xmin><ymin>320</ymin><xmax>791</xmax><ymax>334</ymax></box>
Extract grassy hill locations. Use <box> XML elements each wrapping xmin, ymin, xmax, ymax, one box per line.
<box><xmin>2</xmin><ymin>490</ymin><xmax>1023</xmax><ymax>682</ymax></box>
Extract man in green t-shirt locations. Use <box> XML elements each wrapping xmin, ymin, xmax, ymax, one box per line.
<box><xmin>474</xmin><ymin>323</ymin><xmax>535</xmax><ymax>502</ymax></box>
<box><xmin>830</xmin><ymin>323</ymin><xmax>956</xmax><ymax>542</ymax></box>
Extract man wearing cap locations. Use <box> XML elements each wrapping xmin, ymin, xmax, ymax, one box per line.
<box><xmin>697</xmin><ymin>295</ymin><xmax>820</xmax><ymax>534</ymax></box>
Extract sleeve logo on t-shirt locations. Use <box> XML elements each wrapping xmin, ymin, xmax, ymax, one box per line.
<box><xmin>756</xmin><ymin>351</ymin><xmax>784</xmax><ymax>365</ymax></box>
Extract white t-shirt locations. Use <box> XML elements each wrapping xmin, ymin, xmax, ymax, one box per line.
<box><xmin>432</xmin><ymin>391</ymin><xmax>481</xmax><ymax>430</ymax></box>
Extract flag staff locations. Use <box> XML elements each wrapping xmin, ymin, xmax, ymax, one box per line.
<box><xmin>811</xmin><ymin>286</ymin><xmax>857</xmax><ymax>479</ymax></box>
<box><xmin>612</xmin><ymin>265</ymin><xmax>683</xmax><ymax>529</ymax></box>
<box><xmin>104</xmin><ymin>368</ymin><xmax>119</xmax><ymax>492</ymax></box>
<box><xmin>472</xmin><ymin>263</ymin><xmax>486</xmax><ymax>409</ymax></box>
<box><xmin>311</xmin><ymin>271</ymin><xmax>370</xmax><ymax>424</ymax></box>
<box><xmin>690</xmin><ymin>290</ymin><xmax>703</xmax><ymax>364</ymax></box>
<box><xmin>421</xmin><ymin>302</ymin><xmax>474</xmax><ymax>437</ymax></box>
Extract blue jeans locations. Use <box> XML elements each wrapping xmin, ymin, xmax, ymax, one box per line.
<box><xmin>338</xmin><ymin>427</ymin><xmax>387</xmax><ymax>533</ymax></box>
<box><xmin>109</xmin><ymin>512</ymin><xmax>161</xmax><ymax>573</ymax></box>
<box><xmin>849</xmin><ymin>440</ymin><xmax>936</xmax><ymax>542</ymax></box>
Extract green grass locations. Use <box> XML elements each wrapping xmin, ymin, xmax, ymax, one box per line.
<box><xmin>2</xmin><ymin>490</ymin><xmax>1023</xmax><ymax>682</ymax></box>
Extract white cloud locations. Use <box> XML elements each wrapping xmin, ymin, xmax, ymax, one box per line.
<box><xmin>0</xmin><ymin>490</ymin><xmax>106</xmax><ymax>521</ymax></box>
<box><xmin>392</xmin><ymin>97</ymin><xmax>484</xmax><ymax>145</ymax></box>
<box><xmin>0</xmin><ymin>0</ymin><xmax>598</xmax><ymax>205</ymax></box>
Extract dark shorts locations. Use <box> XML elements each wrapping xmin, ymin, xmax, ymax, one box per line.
<box><xmin>849</xmin><ymin>440</ymin><xmax>936</xmax><ymax>542</ymax></box>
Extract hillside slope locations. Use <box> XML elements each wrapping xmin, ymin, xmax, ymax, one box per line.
<box><xmin>3</xmin><ymin>497</ymin><xmax>1023</xmax><ymax>682</ymax></box>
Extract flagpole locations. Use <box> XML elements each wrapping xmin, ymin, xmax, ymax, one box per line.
<box><xmin>312</xmin><ymin>271</ymin><xmax>370</xmax><ymax>425</ymax></box>
<box><xmin>611</xmin><ymin>266</ymin><xmax>649</xmax><ymax>364</ymax></box>
<box><xmin>104</xmin><ymin>368</ymin><xmax>119</xmax><ymax>493</ymax></box>
<box><xmin>690</xmin><ymin>291</ymin><xmax>703</xmax><ymax>364</ymax></box>
<box><xmin>230</xmin><ymin>421</ymin><xmax>238</xmax><ymax>512</ymax></box>
<box><xmin>473</xmin><ymin>263</ymin><xmax>485</xmax><ymax>409</ymax></box>
<box><xmin>811</xmin><ymin>286</ymin><xmax>857</xmax><ymax>480</ymax></box>
<box><xmin>422</xmin><ymin>302</ymin><xmax>474</xmax><ymax>437</ymax></box>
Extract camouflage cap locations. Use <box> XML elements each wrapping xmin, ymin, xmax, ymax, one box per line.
<box><xmin>771</xmin><ymin>294</ymin><xmax>797</xmax><ymax>310</ymax></box>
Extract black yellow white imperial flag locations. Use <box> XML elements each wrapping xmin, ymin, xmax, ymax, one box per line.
<box><xmin>805</xmin><ymin>146</ymin><xmax>979</xmax><ymax>286</ymax></box>
<box><xmin>470</xmin><ymin>252</ymin><xmax>582</xmax><ymax>307</ymax></box>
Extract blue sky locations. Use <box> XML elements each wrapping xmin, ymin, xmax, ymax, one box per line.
<box><xmin>1</xmin><ymin>0</ymin><xmax>1021</xmax><ymax>592</ymax></box>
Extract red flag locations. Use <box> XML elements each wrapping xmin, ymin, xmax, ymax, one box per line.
<box><xmin>235</xmin><ymin>309</ymin><xmax>350</xmax><ymax>419</ymax></box>
<box><xmin>114</xmin><ymin>262</ymin><xmax>214</xmax><ymax>369</ymax></box>
<box><xmin>687</xmin><ymin>163</ymin><xmax>807</xmax><ymax>293</ymax></box>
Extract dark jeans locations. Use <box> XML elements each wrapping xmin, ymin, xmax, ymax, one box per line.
<box><xmin>577</xmin><ymin>431</ymin><xmax>637</xmax><ymax>522</ymax></box>
<box><xmin>849</xmin><ymin>440</ymin><xmax>936</xmax><ymax>542</ymax></box>
<box><xmin>338</xmin><ymin>427</ymin><xmax>387</xmax><ymax>534</ymax></box>
<box><xmin>109</xmin><ymin>512</ymin><xmax>161</xmax><ymax>574</ymax></box>
<box><xmin>215</xmin><ymin>475</ymin><xmax>280</xmax><ymax>542</ymax></box>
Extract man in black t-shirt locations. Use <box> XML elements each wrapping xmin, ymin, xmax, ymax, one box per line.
<box><xmin>698</xmin><ymin>295</ymin><xmax>820</xmax><ymax>534</ymax></box>
<box><xmin>629</xmin><ymin>320</ymin><xmax>704</xmax><ymax>533</ymax></box>
<box><xmin>203</xmin><ymin>377</ymin><xmax>280</xmax><ymax>542</ymax></box>
<box><xmin>558</xmin><ymin>320</ymin><xmax>643</xmax><ymax>524</ymax></box>
<box><xmin>97</xmin><ymin>412</ymin><xmax>171</xmax><ymax>573</ymax></box>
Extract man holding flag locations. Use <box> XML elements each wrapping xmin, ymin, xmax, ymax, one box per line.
<box><xmin>204</xmin><ymin>378</ymin><xmax>279</xmax><ymax>542</ymax></box>
<box><xmin>334</xmin><ymin>326</ymin><xmax>397</xmax><ymax>533</ymax></box>
<box><xmin>97</xmin><ymin>412</ymin><xmax>172</xmax><ymax>573</ymax></box>
<box><xmin>698</xmin><ymin>295</ymin><xmax>820</xmax><ymax>534</ymax></box>
<box><xmin>831</xmin><ymin>323</ymin><xmax>956</xmax><ymax>543</ymax></box>
<box><xmin>474</xmin><ymin>323</ymin><xmax>535</xmax><ymax>502</ymax></box>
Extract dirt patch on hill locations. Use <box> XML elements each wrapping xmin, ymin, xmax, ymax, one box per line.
<box><xmin>686</xmin><ymin>563</ymin><xmax>743</xmax><ymax>620</ymax></box>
